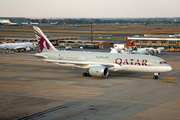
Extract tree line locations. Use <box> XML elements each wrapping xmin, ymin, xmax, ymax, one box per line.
<box><xmin>1</xmin><ymin>17</ymin><xmax>180</xmax><ymax>25</ymax></box>
<box><xmin>31</xmin><ymin>18</ymin><xmax>180</xmax><ymax>25</ymax></box>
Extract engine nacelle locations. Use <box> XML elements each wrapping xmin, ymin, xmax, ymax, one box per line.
<box><xmin>149</xmin><ymin>50</ymin><xmax>155</xmax><ymax>55</ymax></box>
<box><xmin>155</xmin><ymin>49</ymin><xmax>161</xmax><ymax>54</ymax></box>
<box><xmin>26</xmin><ymin>47</ymin><xmax>30</xmax><ymax>51</ymax></box>
<box><xmin>89</xmin><ymin>66</ymin><xmax>109</xmax><ymax>77</ymax></box>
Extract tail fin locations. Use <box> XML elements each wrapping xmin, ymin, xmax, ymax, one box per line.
<box><xmin>33</xmin><ymin>26</ymin><xmax>58</xmax><ymax>52</ymax></box>
<box><xmin>133</xmin><ymin>46</ymin><xmax>138</xmax><ymax>51</ymax></box>
<box><xmin>130</xmin><ymin>41</ymin><xmax>137</xmax><ymax>51</ymax></box>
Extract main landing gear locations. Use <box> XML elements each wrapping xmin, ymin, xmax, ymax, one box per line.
<box><xmin>83</xmin><ymin>72</ymin><xmax>91</xmax><ymax>77</ymax></box>
<box><xmin>153</xmin><ymin>73</ymin><xmax>160</xmax><ymax>79</ymax></box>
<box><xmin>83</xmin><ymin>70</ymin><xmax>91</xmax><ymax>77</ymax></box>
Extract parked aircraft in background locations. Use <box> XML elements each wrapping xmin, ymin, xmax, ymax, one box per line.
<box><xmin>30</xmin><ymin>21</ymin><xmax>39</xmax><ymax>25</ymax></box>
<box><xmin>110</xmin><ymin>43</ymin><xmax>161</xmax><ymax>55</ymax></box>
<box><xmin>33</xmin><ymin>26</ymin><xmax>172</xmax><ymax>79</ymax></box>
<box><xmin>0</xmin><ymin>42</ymin><xmax>36</xmax><ymax>53</ymax></box>
<box><xmin>110</xmin><ymin>44</ymin><xmax>131</xmax><ymax>54</ymax></box>
<box><xmin>10</xmin><ymin>22</ymin><xmax>18</xmax><ymax>25</ymax></box>
<box><xmin>130</xmin><ymin>42</ymin><xmax>161</xmax><ymax>55</ymax></box>
<box><xmin>131</xmin><ymin>47</ymin><xmax>161</xmax><ymax>55</ymax></box>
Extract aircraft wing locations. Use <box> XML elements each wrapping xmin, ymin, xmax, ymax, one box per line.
<box><xmin>9</xmin><ymin>57</ymin><xmax>114</xmax><ymax>67</ymax></box>
<box><xmin>45</xmin><ymin>59</ymin><xmax>114</xmax><ymax>67</ymax></box>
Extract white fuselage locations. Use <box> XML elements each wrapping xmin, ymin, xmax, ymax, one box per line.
<box><xmin>32</xmin><ymin>26</ymin><xmax>172</xmax><ymax>78</ymax></box>
<box><xmin>0</xmin><ymin>42</ymin><xmax>36</xmax><ymax>50</ymax></box>
<box><xmin>35</xmin><ymin>51</ymin><xmax>172</xmax><ymax>73</ymax></box>
<box><xmin>132</xmin><ymin>48</ymin><xmax>160</xmax><ymax>55</ymax></box>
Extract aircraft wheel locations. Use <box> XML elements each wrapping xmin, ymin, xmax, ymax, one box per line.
<box><xmin>87</xmin><ymin>73</ymin><xmax>91</xmax><ymax>77</ymax></box>
<box><xmin>83</xmin><ymin>73</ymin><xmax>87</xmax><ymax>77</ymax></box>
<box><xmin>153</xmin><ymin>76</ymin><xmax>158</xmax><ymax>79</ymax></box>
<box><xmin>83</xmin><ymin>73</ymin><xmax>91</xmax><ymax>77</ymax></box>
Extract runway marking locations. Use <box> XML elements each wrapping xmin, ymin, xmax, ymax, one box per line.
<box><xmin>159</xmin><ymin>80</ymin><xmax>178</xmax><ymax>83</ymax></box>
<box><xmin>9</xmin><ymin>71</ymin><xmax>24</xmax><ymax>73</ymax></box>
<box><xmin>160</xmin><ymin>77</ymin><xmax>178</xmax><ymax>79</ymax></box>
<box><xmin>0</xmin><ymin>70</ymin><xmax>24</xmax><ymax>73</ymax></box>
<box><xmin>167</xmin><ymin>84</ymin><xmax>174</xmax><ymax>87</ymax></box>
<box><xmin>141</xmin><ymin>75</ymin><xmax>178</xmax><ymax>80</ymax></box>
<box><xmin>109</xmin><ymin>73</ymin><xmax>121</xmax><ymax>76</ymax></box>
<box><xmin>159</xmin><ymin>80</ymin><xmax>179</xmax><ymax>87</ymax></box>
<box><xmin>41</xmin><ymin>69</ymin><xmax>71</xmax><ymax>73</ymax></box>
<box><xmin>141</xmin><ymin>75</ymin><xmax>153</xmax><ymax>78</ymax></box>
<box><xmin>164</xmin><ymin>74</ymin><xmax>170</xmax><ymax>77</ymax></box>
<box><xmin>59</xmin><ymin>87</ymin><xmax>163</xmax><ymax>120</ymax></box>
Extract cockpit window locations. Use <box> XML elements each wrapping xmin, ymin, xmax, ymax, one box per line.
<box><xmin>160</xmin><ymin>61</ymin><xmax>167</xmax><ymax>64</ymax></box>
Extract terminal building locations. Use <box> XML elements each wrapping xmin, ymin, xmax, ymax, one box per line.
<box><xmin>126</xmin><ymin>36</ymin><xmax>180</xmax><ymax>51</ymax></box>
<box><xmin>0</xmin><ymin>37</ymin><xmax>110</xmax><ymax>49</ymax></box>
<box><xmin>2</xmin><ymin>35</ymin><xmax>180</xmax><ymax>50</ymax></box>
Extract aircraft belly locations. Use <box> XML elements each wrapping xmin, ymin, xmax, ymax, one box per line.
<box><xmin>125</xmin><ymin>66</ymin><xmax>171</xmax><ymax>73</ymax></box>
<box><xmin>123</xmin><ymin>65</ymin><xmax>159</xmax><ymax>73</ymax></box>
<box><xmin>112</xmin><ymin>65</ymin><xmax>123</xmax><ymax>71</ymax></box>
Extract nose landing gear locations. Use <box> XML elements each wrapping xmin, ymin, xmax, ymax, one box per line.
<box><xmin>153</xmin><ymin>73</ymin><xmax>160</xmax><ymax>79</ymax></box>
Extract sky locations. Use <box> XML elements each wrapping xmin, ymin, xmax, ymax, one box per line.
<box><xmin>1</xmin><ymin>0</ymin><xmax>180</xmax><ymax>18</ymax></box>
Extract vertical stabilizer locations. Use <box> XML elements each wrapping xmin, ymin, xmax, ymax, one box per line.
<box><xmin>131</xmin><ymin>41</ymin><xmax>137</xmax><ymax>51</ymax></box>
<box><xmin>33</xmin><ymin>26</ymin><xmax>58</xmax><ymax>52</ymax></box>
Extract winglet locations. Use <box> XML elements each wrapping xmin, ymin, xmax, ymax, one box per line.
<box><xmin>33</xmin><ymin>26</ymin><xmax>58</xmax><ymax>52</ymax></box>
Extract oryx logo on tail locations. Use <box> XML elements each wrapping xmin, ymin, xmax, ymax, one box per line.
<box><xmin>34</xmin><ymin>29</ymin><xmax>50</xmax><ymax>52</ymax></box>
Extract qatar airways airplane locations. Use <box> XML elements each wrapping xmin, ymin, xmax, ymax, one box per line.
<box><xmin>33</xmin><ymin>26</ymin><xmax>172</xmax><ymax>79</ymax></box>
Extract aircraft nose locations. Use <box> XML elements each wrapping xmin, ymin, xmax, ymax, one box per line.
<box><xmin>167</xmin><ymin>65</ymin><xmax>172</xmax><ymax>72</ymax></box>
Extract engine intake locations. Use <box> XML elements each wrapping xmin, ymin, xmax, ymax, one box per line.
<box><xmin>89</xmin><ymin>66</ymin><xmax>109</xmax><ymax>77</ymax></box>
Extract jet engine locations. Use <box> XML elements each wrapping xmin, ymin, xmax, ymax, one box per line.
<box><xmin>89</xmin><ymin>66</ymin><xmax>109</xmax><ymax>77</ymax></box>
<box><xmin>149</xmin><ymin>50</ymin><xmax>155</xmax><ymax>55</ymax></box>
<box><xmin>155</xmin><ymin>49</ymin><xmax>161</xmax><ymax>54</ymax></box>
<box><xmin>25</xmin><ymin>47</ymin><xmax>30</xmax><ymax>51</ymax></box>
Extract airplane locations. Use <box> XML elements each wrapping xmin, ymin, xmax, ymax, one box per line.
<box><xmin>33</xmin><ymin>26</ymin><xmax>172</xmax><ymax>79</ymax></box>
<box><xmin>131</xmin><ymin>42</ymin><xmax>161</xmax><ymax>55</ymax></box>
<box><xmin>110</xmin><ymin>44</ymin><xmax>131</xmax><ymax>54</ymax></box>
<box><xmin>132</xmin><ymin>47</ymin><xmax>161</xmax><ymax>55</ymax></box>
<box><xmin>110</xmin><ymin>43</ymin><xmax>161</xmax><ymax>55</ymax></box>
<box><xmin>9</xmin><ymin>22</ymin><xmax>18</xmax><ymax>25</ymax></box>
<box><xmin>30</xmin><ymin>21</ymin><xmax>39</xmax><ymax>25</ymax></box>
<box><xmin>0</xmin><ymin>42</ymin><xmax>36</xmax><ymax>53</ymax></box>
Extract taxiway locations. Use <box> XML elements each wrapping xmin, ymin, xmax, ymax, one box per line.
<box><xmin>0</xmin><ymin>50</ymin><xmax>179</xmax><ymax>120</ymax></box>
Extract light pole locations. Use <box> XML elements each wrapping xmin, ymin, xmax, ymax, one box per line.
<box><xmin>91</xmin><ymin>19</ymin><xmax>93</xmax><ymax>44</ymax></box>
